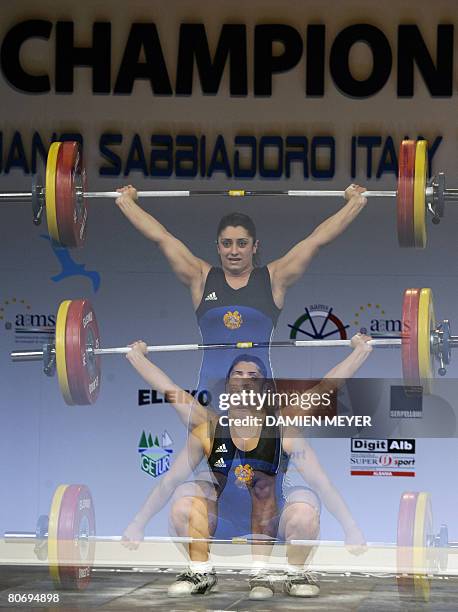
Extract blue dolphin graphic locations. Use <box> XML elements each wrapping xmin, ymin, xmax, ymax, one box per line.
<box><xmin>41</xmin><ymin>235</ymin><xmax>101</xmax><ymax>293</ymax></box>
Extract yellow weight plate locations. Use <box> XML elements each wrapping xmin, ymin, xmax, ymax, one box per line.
<box><xmin>413</xmin><ymin>140</ymin><xmax>427</xmax><ymax>249</ymax></box>
<box><xmin>417</xmin><ymin>288</ymin><xmax>435</xmax><ymax>394</ymax></box>
<box><xmin>413</xmin><ymin>492</ymin><xmax>433</xmax><ymax>602</ymax></box>
<box><xmin>56</xmin><ymin>300</ymin><xmax>74</xmax><ymax>405</ymax></box>
<box><xmin>48</xmin><ymin>484</ymin><xmax>68</xmax><ymax>585</ymax></box>
<box><xmin>46</xmin><ymin>142</ymin><xmax>62</xmax><ymax>244</ymax></box>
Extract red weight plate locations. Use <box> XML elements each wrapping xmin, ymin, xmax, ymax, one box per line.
<box><xmin>55</xmin><ymin>141</ymin><xmax>88</xmax><ymax>248</ymax></box>
<box><xmin>57</xmin><ymin>484</ymin><xmax>96</xmax><ymax>590</ymax></box>
<box><xmin>397</xmin><ymin>141</ymin><xmax>416</xmax><ymax>248</ymax></box>
<box><xmin>401</xmin><ymin>289</ymin><xmax>414</xmax><ymax>383</ymax></box>
<box><xmin>65</xmin><ymin>299</ymin><xmax>101</xmax><ymax>405</ymax></box>
<box><xmin>401</xmin><ymin>289</ymin><xmax>420</xmax><ymax>386</ymax></box>
<box><xmin>65</xmin><ymin>300</ymin><xmax>86</xmax><ymax>405</ymax></box>
<box><xmin>397</xmin><ymin>491</ymin><xmax>418</xmax><ymax>598</ymax></box>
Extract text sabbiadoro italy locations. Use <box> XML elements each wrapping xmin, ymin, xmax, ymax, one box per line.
<box><xmin>218</xmin><ymin>389</ymin><xmax>371</xmax><ymax>428</ymax></box>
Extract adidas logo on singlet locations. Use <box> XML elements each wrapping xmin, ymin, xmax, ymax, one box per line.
<box><xmin>205</xmin><ymin>291</ymin><xmax>218</xmax><ymax>301</ymax></box>
<box><xmin>215</xmin><ymin>444</ymin><xmax>227</xmax><ymax>453</ymax></box>
<box><xmin>214</xmin><ymin>457</ymin><xmax>226</xmax><ymax>468</ymax></box>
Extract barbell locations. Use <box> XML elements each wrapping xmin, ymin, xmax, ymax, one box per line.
<box><xmin>1</xmin><ymin>139</ymin><xmax>457</xmax><ymax>249</ymax></box>
<box><xmin>4</xmin><ymin>484</ymin><xmax>457</xmax><ymax>602</ymax></box>
<box><xmin>9</xmin><ymin>287</ymin><xmax>456</xmax><ymax>406</ymax></box>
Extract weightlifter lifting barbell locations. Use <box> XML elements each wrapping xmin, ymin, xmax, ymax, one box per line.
<box><xmin>1</xmin><ymin>139</ymin><xmax>458</xmax><ymax>248</ymax></box>
<box><xmin>5</xmin><ymin>304</ymin><xmax>458</xmax><ymax>602</ymax></box>
<box><xmin>4</xmin><ymin>485</ymin><xmax>457</xmax><ymax>599</ymax></box>
<box><xmin>10</xmin><ymin>287</ymin><xmax>456</xmax><ymax>405</ymax></box>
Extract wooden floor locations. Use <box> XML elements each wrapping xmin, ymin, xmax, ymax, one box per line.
<box><xmin>0</xmin><ymin>566</ymin><xmax>457</xmax><ymax>611</ymax></box>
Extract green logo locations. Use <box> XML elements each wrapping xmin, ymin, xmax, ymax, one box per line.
<box><xmin>138</xmin><ymin>430</ymin><xmax>174</xmax><ymax>478</ymax></box>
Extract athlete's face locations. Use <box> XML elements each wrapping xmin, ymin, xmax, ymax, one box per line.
<box><xmin>217</xmin><ymin>226</ymin><xmax>258</xmax><ymax>274</ymax></box>
<box><xmin>226</xmin><ymin>361</ymin><xmax>264</xmax><ymax>411</ymax></box>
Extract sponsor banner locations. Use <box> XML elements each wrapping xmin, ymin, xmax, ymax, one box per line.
<box><xmin>138</xmin><ymin>430</ymin><xmax>174</xmax><ymax>479</ymax></box>
<box><xmin>1</xmin><ymin>297</ymin><xmax>55</xmax><ymax>345</ymax></box>
<box><xmin>350</xmin><ymin>438</ymin><xmax>416</xmax><ymax>477</ymax></box>
<box><xmin>390</xmin><ymin>385</ymin><xmax>423</xmax><ymax>418</ymax></box>
<box><xmin>351</xmin><ymin>438</ymin><xmax>415</xmax><ymax>453</ymax></box>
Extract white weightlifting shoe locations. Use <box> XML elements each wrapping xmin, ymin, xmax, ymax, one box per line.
<box><xmin>283</xmin><ymin>572</ymin><xmax>320</xmax><ymax>597</ymax></box>
<box><xmin>167</xmin><ymin>568</ymin><xmax>217</xmax><ymax>597</ymax></box>
<box><xmin>249</xmin><ymin>572</ymin><xmax>275</xmax><ymax>599</ymax></box>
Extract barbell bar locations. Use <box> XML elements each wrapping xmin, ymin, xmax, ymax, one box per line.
<box><xmin>0</xmin><ymin>189</ymin><xmax>400</xmax><ymax>200</ymax></box>
<box><xmin>7</xmin><ymin>524</ymin><xmax>457</xmax><ymax>550</ymax></box>
<box><xmin>8</xmin><ymin>288</ymin><xmax>456</xmax><ymax>405</ymax></box>
<box><xmin>12</xmin><ymin>337</ymin><xmax>402</xmax><ymax>359</ymax></box>
<box><xmin>0</xmin><ymin>139</ymin><xmax>456</xmax><ymax>248</ymax></box>
<box><xmin>3</xmin><ymin>484</ymin><xmax>457</xmax><ymax>602</ymax></box>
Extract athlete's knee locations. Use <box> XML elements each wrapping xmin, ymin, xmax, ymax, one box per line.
<box><xmin>282</xmin><ymin>501</ymin><xmax>320</xmax><ymax>539</ymax></box>
<box><xmin>170</xmin><ymin>495</ymin><xmax>201</xmax><ymax>528</ymax></box>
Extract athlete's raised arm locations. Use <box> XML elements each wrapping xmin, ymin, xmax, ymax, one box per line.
<box><xmin>268</xmin><ymin>185</ymin><xmax>367</xmax><ymax>307</ymax></box>
<box><xmin>116</xmin><ymin>185</ymin><xmax>210</xmax><ymax>300</ymax></box>
<box><xmin>126</xmin><ymin>340</ymin><xmax>210</xmax><ymax>429</ymax></box>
